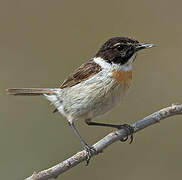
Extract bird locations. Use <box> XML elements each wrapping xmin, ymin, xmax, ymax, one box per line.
<box><xmin>7</xmin><ymin>37</ymin><xmax>155</xmax><ymax>165</ymax></box>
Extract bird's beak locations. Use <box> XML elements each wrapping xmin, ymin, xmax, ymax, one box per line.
<box><xmin>135</xmin><ymin>43</ymin><xmax>156</xmax><ymax>51</ymax></box>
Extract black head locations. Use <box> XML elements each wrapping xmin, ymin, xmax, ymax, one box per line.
<box><xmin>95</xmin><ymin>37</ymin><xmax>155</xmax><ymax>65</ymax></box>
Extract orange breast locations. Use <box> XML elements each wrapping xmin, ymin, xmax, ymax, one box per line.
<box><xmin>112</xmin><ymin>70</ymin><xmax>132</xmax><ymax>89</ymax></box>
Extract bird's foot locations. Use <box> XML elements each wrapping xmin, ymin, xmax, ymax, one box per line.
<box><xmin>83</xmin><ymin>144</ymin><xmax>96</xmax><ymax>166</ymax></box>
<box><xmin>116</xmin><ymin>124</ymin><xmax>134</xmax><ymax>144</ymax></box>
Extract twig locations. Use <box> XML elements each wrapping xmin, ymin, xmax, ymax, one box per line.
<box><xmin>25</xmin><ymin>104</ymin><xmax>182</xmax><ymax>180</ymax></box>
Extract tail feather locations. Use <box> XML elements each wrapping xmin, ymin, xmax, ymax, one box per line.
<box><xmin>7</xmin><ymin>88</ymin><xmax>56</xmax><ymax>96</ymax></box>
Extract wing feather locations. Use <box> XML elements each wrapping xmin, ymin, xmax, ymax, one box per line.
<box><xmin>60</xmin><ymin>59</ymin><xmax>101</xmax><ymax>88</ymax></box>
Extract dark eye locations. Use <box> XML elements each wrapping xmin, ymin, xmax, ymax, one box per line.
<box><xmin>116</xmin><ymin>45</ymin><xmax>127</xmax><ymax>51</ymax></box>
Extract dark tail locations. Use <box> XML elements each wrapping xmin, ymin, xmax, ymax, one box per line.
<box><xmin>7</xmin><ymin>88</ymin><xmax>56</xmax><ymax>96</ymax></box>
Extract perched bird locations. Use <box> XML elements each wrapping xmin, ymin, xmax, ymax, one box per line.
<box><xmin>7</xmin><ymin>37</ymin><xmax>155</xmax><ymax>165</ymax></box>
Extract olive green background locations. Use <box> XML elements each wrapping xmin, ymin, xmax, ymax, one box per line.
<box><xmin>1</xmin><ymin>0</ymin><xmax>182</xmax><ymax>180</ymax></box>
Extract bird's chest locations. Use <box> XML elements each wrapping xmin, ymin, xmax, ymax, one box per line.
<box><xmin>106</xmin><ymin>70</ymin><xmax>132</xmax><ymax>107</ymax></box>
<box><xmin>112</xmin><ymin>70</ymin><xmax>132</xmax><ymax>90</ymax></box>
<box><xmin>94</xmin><ymin>69</ymin><xmax>132</xmax><ymax>117</ymax></box>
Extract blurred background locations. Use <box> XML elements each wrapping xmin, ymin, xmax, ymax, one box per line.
<box><xmin>1</xmin><ymin>0</ymin><xmax>182</xmax><ymax>179</ymax></box>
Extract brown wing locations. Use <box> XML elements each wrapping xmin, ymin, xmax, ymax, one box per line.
<box><xmin>60</xmin><ymin>59</ymin><xmax>101</xmax><ymax>89</ymax></box>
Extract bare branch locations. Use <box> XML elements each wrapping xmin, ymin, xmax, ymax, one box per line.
<box><xmin>25</xmin><ymin>104</ymin><xmax>182</xmax><ymax>180</ymax></box>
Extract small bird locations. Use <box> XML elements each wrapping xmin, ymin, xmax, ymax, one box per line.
<box><xmin>7</xmin><ymin>37</ymin><xmax>155</xmax><ymax>165</ymax></box>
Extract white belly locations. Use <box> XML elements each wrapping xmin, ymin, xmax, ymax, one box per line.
<box><xmin>60</xmin><ymin>70</ymin><xmax>129</xmax><ymax>121</ymax></box>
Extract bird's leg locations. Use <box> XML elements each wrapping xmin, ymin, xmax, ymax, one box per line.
<box><xmin>85</xmin><ymin>119</ymin><xmax>134</xmax><ymax>144</ymax></box>
<box><xmin>68</xmin><ymin>121</ymin><xmax>95</xmax><ymax>165</ymax></box>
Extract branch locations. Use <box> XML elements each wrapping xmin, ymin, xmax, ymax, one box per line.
<box><xmin>25</xmin><ymin>104</ymin><xmax>182</xmax><ymax>180</ymax></box>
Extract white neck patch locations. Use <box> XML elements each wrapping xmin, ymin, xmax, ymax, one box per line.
<box><xmin>93</xmin><ymin>54</ymin><xmax>136</xmax><ymax>72</ymax></box>
<box><xmin>93</xmin><ymin>57</ymin><xmax>112</xmax><ymax>70</ymax></box>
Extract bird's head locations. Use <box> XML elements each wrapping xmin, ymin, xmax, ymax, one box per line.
<box><xmin>95</xmin><ymin>37</ymin><xmax>155</xmax><ymax>69</ymax></box>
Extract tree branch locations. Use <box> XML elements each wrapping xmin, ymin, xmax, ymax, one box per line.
<box><xmin>25</xmin><ymin>104</ymin><xmax>182</xmax><ymax>180</ymax></box>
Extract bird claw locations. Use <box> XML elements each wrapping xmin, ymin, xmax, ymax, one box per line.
<box><xmin>117</xmin><ymin>124</ymin><xmax>134</xmax><ymax>144</ymax></box>
<box><xmin>84</xmin><ymin>144</ymin><xmax>96</xmax><ymax>166</ymax></box>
